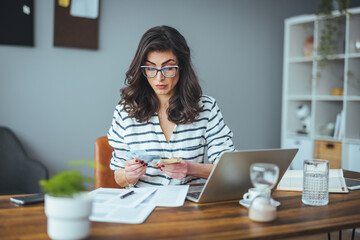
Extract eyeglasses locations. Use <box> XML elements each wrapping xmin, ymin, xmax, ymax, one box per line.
<box><xmin>140</xmin><ymin>65</ymin><xmax>179</xmax><ymax>78</ymax></box>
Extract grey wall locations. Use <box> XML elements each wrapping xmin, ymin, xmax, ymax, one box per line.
<box><xmin>0</xmin><ymin>0</ymin><xmax>321</xmax><ymax>183</ymax></box>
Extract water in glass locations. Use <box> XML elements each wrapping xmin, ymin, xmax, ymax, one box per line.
<box><xmin>302</xmin><ymin>159</ymin><xmax>329</xmax><ymax>206</ymax></box>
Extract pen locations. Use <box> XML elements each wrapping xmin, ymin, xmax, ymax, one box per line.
<box><xmin>120</xmin><ymin>190</ymin><xmax>135</xmax><ymax>199</ymax></box>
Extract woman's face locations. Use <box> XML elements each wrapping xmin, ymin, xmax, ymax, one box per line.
<box><xmin>143</xmin><ymin>50</ymin><xmax>180</xmax><ymax>100</ymax></box>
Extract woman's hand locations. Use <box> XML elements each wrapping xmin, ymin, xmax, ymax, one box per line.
<box><xmin>158</xmin><ymin>160</ymin><xmax>189</xmax><ymax>180</ymax></box>
<box><xmin>124</xmin><ymin>159</ymin><xmax>147</xmax><ymax>183</ymax></box>
<box><xmin>159</xmin><ymin>161</ymin><xmax>214</xmax><ymax>180</ymax></box>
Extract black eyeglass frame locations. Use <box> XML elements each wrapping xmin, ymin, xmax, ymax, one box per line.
<box><xmin>140</xmin><ymin>65</ymin><xmax>179</xmax><ymax>78</ymax></box>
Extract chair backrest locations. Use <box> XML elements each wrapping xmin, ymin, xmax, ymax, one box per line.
<box><xmin>0</xmin><ymin>127</ymin><xmax>49</xmax><ymax>195</ymax></box>
<box><xmin>94</xmin><ymin>136</ymin><xmax>121</xmax><ymax>189</ymax></box>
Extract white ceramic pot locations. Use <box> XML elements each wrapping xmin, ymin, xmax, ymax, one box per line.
<box><xmin>45</xmin><ymin>193</ymin><xmax>92</xmax><ymax>240</ymax></box>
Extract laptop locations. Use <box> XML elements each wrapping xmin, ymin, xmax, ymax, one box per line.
<box><xmin>186</xmin><ymin>148</ymin><xmax>298</xmax><ymax>203</ymax></box>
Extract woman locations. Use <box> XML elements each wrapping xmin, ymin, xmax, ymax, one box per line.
<box><xmin>108</xmin><ymin>26</ymin><xmax>235</xmax><ymax>188</ymax></box>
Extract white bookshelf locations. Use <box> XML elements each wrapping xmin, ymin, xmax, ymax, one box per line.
<box><xmin>282</xmin><ymin>7</ymin><xmax>360</xmax><ymax>171</ymax></box>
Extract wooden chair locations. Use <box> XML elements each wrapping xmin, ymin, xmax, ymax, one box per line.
<box><xmin>94</xmin><ymin>136</ymin><xmax>121</xmax><ymax>189</ymax></box>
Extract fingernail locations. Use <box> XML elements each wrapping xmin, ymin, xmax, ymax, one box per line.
<box><xmin>135</xmin><ymin>159</ymin><xmax>139</xmax><ymax>163</ymax></box>
<box><xmin>140</xmin><ymin>161</ymin><xmax>144</xmax><ymax>164</ymax></box>
<box><xmin>157</xmin><ymin>166</ymin><xmax>161</xmax><ymax>169</ymax></box>
<box><xmin>161</xmin><ymin>165</ymin><xmax>165</xmax><ymax>168</ymax></box>
<box><xmin>145</xmin><ymin>163</ymin><xmax>148</xmax><ymax>166</ymax></box>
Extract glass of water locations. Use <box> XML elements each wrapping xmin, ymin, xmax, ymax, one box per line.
<box><xmin>302</xmin><ymin>159</ymin><xmax>329</xmax><ymax>206</ymax></box>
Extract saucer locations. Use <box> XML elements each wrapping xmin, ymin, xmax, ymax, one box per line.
<box><xmin>239</xmin><ymin>199</ymin><xmax>280</xmax><ymax>208</ymax></box>
<box><xmin>239</xmin><ymin>199</ymin><xmax>251</xmax><ymax>208</ymax></box>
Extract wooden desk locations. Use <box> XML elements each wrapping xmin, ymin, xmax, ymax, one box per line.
<box><xmin>1</xmin><ymin>171</ymin><xmax>359</xmax><ymax>240</ymax></box>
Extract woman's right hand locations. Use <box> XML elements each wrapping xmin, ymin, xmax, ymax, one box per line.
<box><xmin>123</xmin><ymin>159</ymin><xmax>147</xmax><ymax>183</ymax></box>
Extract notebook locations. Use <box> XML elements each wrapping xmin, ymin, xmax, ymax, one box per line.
<box><xmin>277</xmin><ymin>169</ymin><xmax>349</xmax><ymax>193</ymax></box>
<box><xmin>186</xmin><ymin>148</ymin><xmax>298</xmax><ymax>203</ymax></box>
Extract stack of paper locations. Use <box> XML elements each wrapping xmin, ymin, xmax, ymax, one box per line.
<box><xmin>89</xmin><ymin>185</ymin><xmax>189</xmax><ymax>224</ymax></box>
<box><xmin>277</xmin><ymin>169</ymin><xmax>348</xmax><ymax>193</ymax></box>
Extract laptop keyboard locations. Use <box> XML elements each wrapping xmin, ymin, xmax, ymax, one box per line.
<box><xmin>187</xmin><ymin>192</ymin><xmax>201</xmax><ymax>199</ymax></box>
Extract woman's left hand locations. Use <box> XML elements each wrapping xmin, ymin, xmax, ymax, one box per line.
<box><xmin>158</xmin><ymin>160</ymin><xmax>189</xmax><ymax>180</ymax></box>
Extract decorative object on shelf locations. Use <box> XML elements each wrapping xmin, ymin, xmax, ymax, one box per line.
<box><xmin>331</xmin><ymin>87</ymin><xmax>344</xmax><ymax>96</ymax></box>
<box><xmin>303</xmin><ymin>35</ymin><xmax>314</xmax><ymax>57</ymax></box>
<box><xmin>39</xmin><ymin>160</ymin><xmax>95</xmax><ymax>240</ymax></box>
<box><xmin>347</xmin><ymin>70</ymin><xmax>360</xmax><ymax>89</ymax></box>
<box><xmin>296</xmin><ymin>104</ymin><xmax>311</xmax><ymax>135</ymax></box>
<box><xmin>355</xmin><ymin>38</ymin><xmax>360</xmax><ymax>53</ymax></box>
<box><xmin>319</xmin><ymin>122</ymin><xmax>336</xmax><ymax>137</ymax></box>
<box><xmin>316</xmin><ymin>0</ymin><xmax>350</xmax><ymax>66</ymax></box>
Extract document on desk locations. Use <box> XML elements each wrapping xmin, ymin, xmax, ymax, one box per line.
<box><xmin>90</xmin><ymin>187</ymin><xmax>157</xmax><ymax>208</ymax></box>
<box><xmin>277</xmin><ymin>169</ymin><xmax>349</xmax><ymax>193</ymax></box>
<box><xmin>89</xmin><ymin>185</ymin><xmax>189</xmax><ymax>224</ymax></box>
<box><xmin>90</xmin><ymin>203</ymin><xmax>155</xmax><ymax>224</ymax></box>
<box><xmin>141</xmin><ymin>185</ymin><xmax>190</xmax><ymax>207</ymax></box>
<box><xmin>89</xmin><ymin>188</ymin><xmax>157</xmax><ymax>224</ymax></box>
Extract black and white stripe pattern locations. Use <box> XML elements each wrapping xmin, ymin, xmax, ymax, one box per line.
<box><xmin>107</xmin><ymin>95</ymin><xmax>235</xmax><ymax>187</ymax></box>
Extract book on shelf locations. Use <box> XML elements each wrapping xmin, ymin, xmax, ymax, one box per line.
<box><xmin>333</xmin><ymin>112</ymin><xmax>341</xmax><ymax>138</ymax></box>
<box><xmin>338</xmin><ymin>110</ymin><xmax>344</xmax><ymax>138</ymax></box>
<box><xmin>277</xmin><ymin>169</ymin><xmax>349</xmax><ymax>193</ymax></box>
<box><xmin>333</xmin><ymin>110</ymin><xmax>344</xmax><ymax>139</ymax></box>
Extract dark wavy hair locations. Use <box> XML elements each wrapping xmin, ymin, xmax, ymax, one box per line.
<box><xmin>120</xmin><ymin>26</ymin><xmax>203</xmax><ymax>124</ymax></box>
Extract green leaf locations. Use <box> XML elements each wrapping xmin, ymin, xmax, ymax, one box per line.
<box><xmin>39</xmin><ymin>170</ymin><xmax>87</xmax><ymax>198</ymax></box>
<box><xmin>39</xmin><ymin>159</ymin><xmax>99</xmax><ymax>198</ymax></box>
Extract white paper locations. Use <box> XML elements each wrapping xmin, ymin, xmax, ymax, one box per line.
<box><xmin>141</xmin><ymin>185</ymin><xmax>189</xmax><ymax>207</ymax></box>
<box><xmin>90</xmin><ymin>203</ymin><xmax>155</xmax><ymax>224</ymax></box>
<box><xmin>70</xmin><ymin>0</ymin><xmax>99</xmax><ymax>19</ymax></box>
<box><xmin>89</xmin><ymin>185</ymin><xmax>189</xmax><ymax>224</ymax></box>
<box><xmin>91</xmin><ymin>188</ymin><xmax>157</xmax><ymax>208</ymax></box>
<box><xmin>277</xmin><ymin>169</ymin><xmax>349</xmax><ymax>193</ymax></box>
<box><xmin>89</xmin><ymin>188</ymin><xmax>157</xmax><ymax>224</ymax></box>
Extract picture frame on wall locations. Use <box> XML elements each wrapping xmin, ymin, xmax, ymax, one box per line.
<box><xmin>0</xmin><ymin>0</ymin><xmax>34</xmax><ymax>47</ymax></box>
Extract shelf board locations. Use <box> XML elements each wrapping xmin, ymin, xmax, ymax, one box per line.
<box><xmin>315</xmin><ymin>95</ymin><xmax>343</xmax><ymax>101</ymax></box>
<box><xmin>288</xmin><ymin>95</ymin><xmax>312</xmax><ymax>101</ymax></box>
<box><xmin>285</xmin><ymin>135</ymin><xmax>360</xmax><ymax>144</ymax></box>
<box><xmin>347</xmin><ymin>53</ymin><xmax>360</xmax><ymax>59</ymax></box>
<box><xmin>346</xmin><ymin>96</ymin><xmax>360</xmax><ymax>101</ymax></box>
<box><xmin>316</xmin><ymin>54</ymin><xmax>345</xmax><ymax>61</ymax></box>
<box><xmin>344</xmin><ymin>138</ymin><xmax>360</xmax><ymax>144</ymax></box>
<box><xmin>314</xmin><ymin>135</ymin><xmax>342</xmax><ymax>142</ymax></box>
<box><xmin>286</xmin><ymin>132</ymin><xmax>312</xmax><ymax>139</ymax></box>
<box><xmin>288</xmin><ymin>57</ymin><xmax>313</xmax><ymax>63</ymax></box>
<box><xmin>286</xmin><ymin>14</ymin><xmax>316</xmax><ymax>24</ymax></box>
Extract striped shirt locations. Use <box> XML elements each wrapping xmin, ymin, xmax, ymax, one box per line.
<box><xmin>107</xmin><ymin>95</ymin><xmax>235</xmax><ymax>187</ymax></box>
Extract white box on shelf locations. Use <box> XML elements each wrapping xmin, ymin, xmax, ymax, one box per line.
<box><xmin>283</xmin><ymin>137</ymin><xmax>313</xmax><ymax>170</ymax></box>
<box><xmin>345</xmin><ymin>143</ymin><xmax>360</xmax><ymax>172</ymax></box>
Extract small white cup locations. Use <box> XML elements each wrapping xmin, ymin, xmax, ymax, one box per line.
<box><xmin>243</xmin><ymin>188</ymin><xmax>270</xmax><ymax>202</ymax></box>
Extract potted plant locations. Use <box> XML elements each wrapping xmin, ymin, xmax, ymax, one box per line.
<box><xmin>316</xmin><ymin>0</ymin><xmax>350</xmax><ymax>66</ymax></box>
<box><xmin>39</xmin><ymin>160</ymin><xmax>94</xmax><ymax>240</ymax></box>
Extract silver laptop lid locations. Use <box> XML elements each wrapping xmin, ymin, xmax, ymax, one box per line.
<box><xmin>188</xmin><ymin>148</ymin><xmax>298</xmax><ymax>203</ymax></box>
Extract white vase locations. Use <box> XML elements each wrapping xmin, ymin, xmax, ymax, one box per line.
<box><xmin>45</xmin><ymin>193</ymin><xmax>93</xmax><ymax>240</ymax></box>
